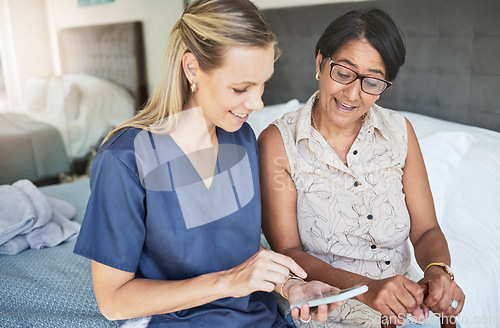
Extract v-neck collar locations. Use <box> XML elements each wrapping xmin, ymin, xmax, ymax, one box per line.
<box><xmin>147</xmin><ymin>127</ymin><xmax>224</xmax><ymax>193</ymax></box>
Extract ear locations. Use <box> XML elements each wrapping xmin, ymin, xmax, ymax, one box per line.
<box><xmin>182</xmin><ymin>52</ymin><xmax>199</xmax><ymax>83</ymax></box>
<box><xmin>315</xmin><ymin>51</ymin><xmax>324</xmax><ymax>75</ymax></box>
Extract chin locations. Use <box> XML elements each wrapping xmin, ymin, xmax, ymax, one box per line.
<box><xmin>219</xmin><ymin>123</ymin><xmax>243</xmax><ymax>133</ymax></box>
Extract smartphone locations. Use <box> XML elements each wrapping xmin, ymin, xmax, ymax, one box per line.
<box><xmin>289</xmin><ymin>285</ymin><xmax>368</xmax><ymax>309</ymax></box>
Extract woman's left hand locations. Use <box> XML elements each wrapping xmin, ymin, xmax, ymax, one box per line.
<box><xmin>420</xmin><ymin>266</ymin><xmax>465</xmax><ymax>317</ymax></box>
<box><xmin>287</xmin><ymin>280</ymin><xmax>342</xmax><ymax>323</ymax></box>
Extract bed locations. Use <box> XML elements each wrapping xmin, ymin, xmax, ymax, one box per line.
<box><xmin>0</xmin><ymin>178</ymin><xmax>118</xmax><ymax>327</ymax></box>
<box><xmin>0</xmin><ymin>15</ymin><xmax>265</xmax><ymax>326</ymax></box>
<box><xmin>0</xmin><ymin>20</ymin><xmax>146</xmax><ymax>327</ymax></box>
<box><xmin>252</xmin><ymin>1</ymin><xmax>500</xmax><ymax>327</ymax></box>
<box><xmin>0</xmin><ymin>21</ymin><xmax>147</xmax><ymax>186</ymax></box>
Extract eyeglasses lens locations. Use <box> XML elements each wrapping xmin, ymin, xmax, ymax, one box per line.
<box><xmin>330</xmin><ymin>65</ymin><xmax>388</xmax><ymax>95</ymax></box>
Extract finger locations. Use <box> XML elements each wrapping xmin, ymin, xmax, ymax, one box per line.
<box><xmin>312</xmin><ymin>304</ymin><xmax>329</xmax><ymax>323</ymax></box>
<box><xmin>303</xmin><ymin>281</ymin><xmax>339</xmax><ymax>297</ymax></box>
<box><xmin>291</xmin><ymin>303</ymin><xmax>307</xmax><ymax>320</ymax></box>
<box><xmin>261</xmin><ymin>269</ymin><xmax>289</xmax><ymax>287</ymax></box>
<box><xmin>396</xmin><ymin>288</ymin><xmax>418</xmax><ymax>313</ymax></box>
<box><xmin>411</xmin><ymin>305</ymin><xmax>426</xmax><ymax>322</ymax></box>
<box><xmin>388</xmin><ymin>293</ymin><xmax>409</xmax><ymax>320</ymax></box>
<box><xmin>421</xmin><ymin>303</ymin><xmax>430</xmax><ymax>319</ymax></box>
<box><xmin>254</xmin><ymin>251</ymin><xmax>291</xmax><ymax>277</ymax></box>
<box><xmin>435</xmin><ymin>284</ymin><xmax>453</xmax><ymax>314</ymax></box>
<box><xmin>318</xmin><ymin>284</ymin><xmax>340</xmax><ymax>295</ymax></box>
<box><xmin>403</xmin><ymin>280</ymin><xmax>424</xmax><ymax>306</ymax></box>
<box><xmin>300</xmin><ymin>303</ymin><xmax>311</xmax><ymax>322</ymax></box>
<box><xmin>446</xmin><ymin>285</ymin><xmax>465</xmax><ymax>317</ymax></box>
<box><xmin>250</xmin><ymin>279</ymin><xmax>276</xmax><ymax>294</ymax></box>
<box><xmin>263</xmin><ymin>250</ymin><xmax>307</xmax><ymax>279</ymax></box>
<box><xmin>290</xmin><ymin>306</ymin><xmax>300</xmax><ymax>319</ymax></box>
<box><xmin>327</xmin><ymin>301</ymin><xmax>343</xmax><ymax>313</ymax></box>
<box><xmin>381</xmin><ymin>304</ymin><xmax>405</xmax><ymax>326</ymax></box>
<box><xmin>425</xmin><ymin>280</ymin><xmax>445</xmax><ymax>309</ymax></box>
<box><xmin>456</xmin><ymin>291</ymin><xmax>465</xmax><ymax>315</ymax></box>
<box><xmin>240</xmin><ymin>260</ymin><xmax>285</xmax><ymax>289</ymax></box>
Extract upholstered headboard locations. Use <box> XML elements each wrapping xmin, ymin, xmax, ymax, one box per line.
<box><xmin>58</xmin><ymin>21</ymin><xmax>147</xmax><ymax>109</ymax></box>
<box><xmin>262</xmin><ymin>0</ymin><xmax>500</xmax><ymax>132</ymax></box>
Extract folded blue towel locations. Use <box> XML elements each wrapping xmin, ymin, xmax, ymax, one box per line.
<box><xmin>0</xmin><ymin>234</ymin><xmax>29</xmax><ymax>255</ymax></box>
<box><xmin>0</xmin><ymin>179</ymin><xmax>80</xmax><ymax>255</ymax></box>
<box><xmin>0</xmin><ymin>183</ymin><xmax>38</xmax><ymax>245</ymax></box>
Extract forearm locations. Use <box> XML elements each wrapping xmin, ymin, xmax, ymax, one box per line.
<box><xmin>412</xmin><ymin>227</ymin><xmax>451</xmax><ymax>270</ymax></box>
<box><xmin>96</xmin><ymin>270</ymin><xmax>230</xmax><ymax>320</ymax></box>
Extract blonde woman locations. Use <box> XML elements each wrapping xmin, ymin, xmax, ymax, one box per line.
<box><xmin>74</xmin><ymin>1</ymin><xmax>341</xmax><ymax>327</ymax></box>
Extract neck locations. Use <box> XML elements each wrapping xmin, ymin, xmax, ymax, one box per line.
<box><xmin>311</xmin><ymin>106</ymin><xmax>364</xmax><ymax>151</ymax></box>
<box><xmin>171</xmin><ymin>106</ymin><xmax>218</xmax><ymax>155</ymax></box>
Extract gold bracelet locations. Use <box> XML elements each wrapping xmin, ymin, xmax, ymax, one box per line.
<box><xmin>424</xmin><ymin>262</ymin><xmax>454</xmax><ymax>280</ymax></box>
<box><xmin>279</xmin><ymin>274</ymin><xmax>305</xmax><ymax>300</ymax></box>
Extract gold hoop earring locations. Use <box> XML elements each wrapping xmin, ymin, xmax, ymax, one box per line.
<box><xmin>315</xmin><ymin>72</ymin><xmax>320</xmax><ymax>81</ymax></box>
<box><xmin>190</xmin><ymin>81</ymin><xmax>197</xmax><ymax>93</ymax></box>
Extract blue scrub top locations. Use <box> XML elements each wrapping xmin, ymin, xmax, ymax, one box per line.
<box><xmin>74</xmin><ymin>123</ymin><xmax>286</xmax><ymax>327</ymax></box>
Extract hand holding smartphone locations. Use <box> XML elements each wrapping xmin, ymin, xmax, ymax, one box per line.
<box><xmin>290</xmin><ymin>285</ymin><xmax>368</xmax><ymax>309</ymax></box>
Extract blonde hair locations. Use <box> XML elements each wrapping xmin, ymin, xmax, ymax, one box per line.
<box><xmin>103</xmin><ymin>0</ymin><xmax>278</xmax><ymax>142</ymax></box>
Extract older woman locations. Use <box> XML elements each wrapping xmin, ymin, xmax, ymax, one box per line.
<box><xmin>259</xmin><ymin>8</ymin><xmax>465</xmax><ymax>328</ymax></box>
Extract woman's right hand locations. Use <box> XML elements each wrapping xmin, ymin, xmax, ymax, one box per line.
<box><xmin>224</xmin><ymin>248</ymin><xmax>307</xmax><ymax>298</ymax></box>
<box><xmin>359</xmin><ymin>275</ymin><xmax>424</xmax><ymax>326</ymax></box>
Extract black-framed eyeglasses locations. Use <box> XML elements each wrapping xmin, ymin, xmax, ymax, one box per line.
<box><xmin>328</xmin><ymin>57</ymin><xmax>392</xmax><ymax>95</ymax></box>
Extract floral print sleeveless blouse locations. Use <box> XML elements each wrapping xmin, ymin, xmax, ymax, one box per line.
<box><xmin>273</xmin><ymin>92</ymin><xmax>421</xmax><ymax>327</ymax></box>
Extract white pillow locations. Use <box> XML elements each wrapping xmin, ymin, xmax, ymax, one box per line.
<box><xmin>439</xmin><ymin>134</ymin><xmax>500</xmax><ymax>244</ymax></box>
<box><xmin>247</xmin><ymin>99</ymin><xmax>301</xmax><ymax>137</ymax></box>
<box><xmin>61</xmin><ymin>74</ymin><xmax>135</xmax><ymax>125</ymax></box>
<box><xmin>46</xmin><ymin>77</ymin><xmax>82</xmax><ymax>121</ymax></box>
<box><xmin>418</xmin><ymin>131</ymin><xmax>476</xmax><ymax>221</ymax></box>
<box><xmin>24</xmin><ymin>77</ymin><xmax>49</xmax><ymax>112</ymax></box>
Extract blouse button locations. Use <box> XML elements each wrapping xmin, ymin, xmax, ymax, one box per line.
<box><xmin>353</xmin><ymin>150</ymin><xmax>358</xmax><ymax>155</ymax></box>
<box><xmin>354</xmin><ymin>181</ymin><xmax>360</xmax><ymax>187</ymax></box>
<box><xmin>367</xmin><ymin>214</ymin><xmax>373</xmax><ymax>220</ymax></box>
<box><xmin>371</xmin><ymin>245</ymin><xmax>377</xmax><ymax>249</ymax></box>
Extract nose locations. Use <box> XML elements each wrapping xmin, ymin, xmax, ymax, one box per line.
<box><xmin>342</xmin><ymin>78</ymin><xmax>363</xmax><ymax>102</ymax></box>
<box><xmin>245</xmin><ymin>90</ymin><xmax>264</xmax><ymax>112</ymax></box>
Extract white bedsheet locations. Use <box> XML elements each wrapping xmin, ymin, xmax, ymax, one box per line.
<box><xmin>402</xmin><ymin>111</ymin><xmax>500</xmax><ymax>328</ymax></box>
<box><xmin>249</xmin><ymin>101</ymin><xmax>500</xmax><ymax>328</ymax></box>
<box><xmin>21</xmin><ymin>74</ymin><xmax>135</xmax><ymax>159</ymax></box>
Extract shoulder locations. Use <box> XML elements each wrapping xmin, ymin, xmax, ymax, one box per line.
<box><xmin>98</xmin><ymin>127</ymin><xmax>143</xmax><ymax>154</ymax></box>
<box><xmin>272</xmin><ymin>93</ymin><xmax>316</xmax><ymax>142</ymax></box>
<box><xmin>273</xmin><ymin>107</ymin><xmax>301</xmax><ymax>132</ymax></box>
<box><xmin>258</xmin><ymin>124</ymin><xmax>289</xmax><ymax>172</ymax></box>
<box><xmin>372</xmin><ymin>103</ymin><xmax>406</xmax><ymax>123</ymax></box>
<box><xmin>371</xmin><ymin>103</ymin><xmax>408</xmax><ymax>138</ymax></box>
<box><xmin>258</xmin><ymin>124</ymin><xmax>283</xmax><ymax>150</ymax></box>
<box><xmin>92</xmin><ymin>127</ymin><xmax>144</xmax><ymax>178</ymax></box>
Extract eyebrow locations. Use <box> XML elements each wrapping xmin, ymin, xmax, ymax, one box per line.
<box><xmin>232</xmin><ymin>71</ymin><xmax>275</xmax><ymax>86</ymax></box>
<box><xmin>337</xmin><ymin>59</ymin><xmax>385</xmax><ymax>77</ymax></box>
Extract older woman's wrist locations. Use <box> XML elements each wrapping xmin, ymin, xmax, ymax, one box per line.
<box><xmin>280</xmin><ymin>274</ymin><xmax>305</xmax><ymax>299</ymax></box>
<box><xmin>423</xmin><ymin>262</ymin><xmax>454</xmax><ymax>280</ymax></box>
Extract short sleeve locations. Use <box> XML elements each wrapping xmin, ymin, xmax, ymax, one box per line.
<box><xmin>74</xmin><ymin>148</ymin><xmax>146</xmax><ymax>272</ymax></box>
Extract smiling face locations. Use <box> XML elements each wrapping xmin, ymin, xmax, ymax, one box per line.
<box><xmin>316</xmin><ymin>38</ymin><xmax>386</xmax><ymax>130</ymax></box>
<box><xmin>184</xmin><ymin>45</ymin><xmax>275</xmax><ymax>134</ymax></box>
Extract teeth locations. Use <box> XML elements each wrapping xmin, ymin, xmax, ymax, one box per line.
<box><xmin>340</xmin><ymin>102</ymin><xmax>354</xmax><ymax>108</ymax></box>
<box><xmin>231</xmin><ymin>111</ymin><xmax>248</xmax><ymax>118</ymax></box>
